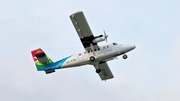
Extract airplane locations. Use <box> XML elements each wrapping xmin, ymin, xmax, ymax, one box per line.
<box><xmin>31</xmin><ymin>11</ymin><xmax>136</xmax><ymax>81</ymax></box>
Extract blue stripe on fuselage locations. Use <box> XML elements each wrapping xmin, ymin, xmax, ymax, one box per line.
<box><xmin>43</xmin><ymin>55</ymin><xmax>72</xmax><ymax>70</ymax></box>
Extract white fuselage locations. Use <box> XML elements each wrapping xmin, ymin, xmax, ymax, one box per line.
<box><xmin>60</xmin><ymin>42</ymin><xmax>135</xmax><ymax>68</ymax></box>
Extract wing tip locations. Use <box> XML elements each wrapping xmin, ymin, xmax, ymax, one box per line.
<box><xmin>70</xmin><ymin>11</ymin><xmax>83</xmax><ymax>17</ymax></box>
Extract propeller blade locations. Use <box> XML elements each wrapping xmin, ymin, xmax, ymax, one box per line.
<box><xmin>103</xmin><ymin>29</ymin><xmax>108</xmax><ymax>42</ymax></box>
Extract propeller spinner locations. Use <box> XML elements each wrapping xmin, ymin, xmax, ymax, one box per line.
<box><xmin>92</xmin><ymin>30</ymin><xmax>109</xmax><ymax>43</ymax></box>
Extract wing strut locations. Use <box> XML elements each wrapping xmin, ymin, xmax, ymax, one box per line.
<box><xmin>90</xmin><ymin>43</ymin><xmax>95</xmax><ymax>56</ymax></box>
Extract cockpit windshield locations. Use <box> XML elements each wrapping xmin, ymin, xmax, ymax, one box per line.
<box><xmin>113</xmin><ymin>43</ymin><xmax>118</xmax><ymax>45</ymax></box>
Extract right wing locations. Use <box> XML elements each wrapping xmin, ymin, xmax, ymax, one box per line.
<box><xmin>94</xmin><ymin>62</ymin><xmax>114</xmax><ymax>81</ymax></box>
<box><xmin>69</xmin><ymin>11</ymin><xmax>98</xmax><ymax>50</ymax></box>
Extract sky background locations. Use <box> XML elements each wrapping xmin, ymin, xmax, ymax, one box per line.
<box><xmin>0</xmin><ymin>0</ymin><xmax>180</xmax><ymax>101</ymax></box>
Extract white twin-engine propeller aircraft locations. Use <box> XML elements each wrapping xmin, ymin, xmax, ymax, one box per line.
<box><xmin>31</xmin><ymin>11</ymin><xmax>136</xmax><ymax>81</ymax></box>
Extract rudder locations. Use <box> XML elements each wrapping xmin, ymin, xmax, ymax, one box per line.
<box><xmin>31</xmin><ymin>48</ymin><xmax>54</xmax><ymax>73</ymax></box>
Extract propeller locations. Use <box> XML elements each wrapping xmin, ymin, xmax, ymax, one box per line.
<box><xmin>103</xmin><ymin>29</ymin><xmax>108</xmax><ymax>42</ymax></box>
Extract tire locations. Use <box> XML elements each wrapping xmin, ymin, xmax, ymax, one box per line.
<box><xmin>123</xmin><ymin>54</ymin><xmax>128</xmax><ymax>59</ymax></box>
<box><xmin>96</xmin><ymin>69</ymin><xmax>101</xmax><ymax>73</ymax></box>
<box><xmin>90</xmin><ymin>56</ymin><xmax>95</xmax><ymax>61</ymax></box>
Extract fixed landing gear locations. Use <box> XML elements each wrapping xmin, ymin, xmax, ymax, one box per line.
<box><xmin>123</xmin><ymin>54</ymin><xmax>128</xmax><ymax>59</ymax></box>
<box><xmin>90</xmin><ymin>56</ymin><xmax>95</xmax><ymax>61</ymax></box>
<box><xmin>96</xmin><ymin>68</ymin><xmax>101</xmax><ymax>73</ymax></box>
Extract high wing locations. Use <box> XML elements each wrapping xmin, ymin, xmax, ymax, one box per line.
<box><xmin>94</xmin><ymin>62</ymin><xmax>114</xmax><ymax>80</ymax></box>
<box><xmin>70</xmin><ymin>11</ymin><xmax>98</xmax><ymax>50</ymax></box>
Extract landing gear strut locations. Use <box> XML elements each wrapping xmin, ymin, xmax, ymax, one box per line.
<box><xmin>96</xmin><ymin>69</ymin><xmax>101</xmax><ymax>73</ymax></box>
<box><xmin>123</xmin><ymin>54</ymin><xmax>128</xmax><ymax>59</ymax></box>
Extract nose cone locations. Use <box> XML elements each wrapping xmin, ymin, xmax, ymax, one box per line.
<box><xmin>130</xmin><ymin>45</ymin><xmax>136</xmax><ymax>50</ymax></box>
<box><xmin>126</xmin><ymin>45</ymin><xmax>136</xmax><ymax>51</ymax></box>
<box><xmin>120</xmin><ymin>44</ymin><xmax>136</xmax><ymax>53</ymax></box>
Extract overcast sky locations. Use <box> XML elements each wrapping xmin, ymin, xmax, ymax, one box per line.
<box><xmin>0</xmin><ymin>0</ymin><xmax>180</xmax><ymax>101</ymax></box>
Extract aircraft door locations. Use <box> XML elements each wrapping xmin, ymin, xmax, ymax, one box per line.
<box><xmin>78</xmin><ymin>53</ymin><xmax>84</xmax><ymax>60</ymax></box>
<box><xmin>83</xmin><ymin>51</ymin><xmax>89</xmax><ymax>60</ymax></box>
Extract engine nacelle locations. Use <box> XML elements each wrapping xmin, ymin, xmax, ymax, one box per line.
<box><xmin>92</xmin><ymin>36</ymin><xmax>105</xmax><ymax>43</ymax></box>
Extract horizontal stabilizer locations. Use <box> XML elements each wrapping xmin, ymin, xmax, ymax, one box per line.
<box><xmin>45</xmin><ymin>69</ymin><xmax>55</xmax><ymax>74</ymax></box>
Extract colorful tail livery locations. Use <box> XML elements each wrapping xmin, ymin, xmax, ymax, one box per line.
<box><xmin>31</xmin><ymin>48</ymin><xmax>55</xmax><ymax>74</ymax></box>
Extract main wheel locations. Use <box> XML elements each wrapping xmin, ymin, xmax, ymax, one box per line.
<box><xmin>96</xmin><ymin>69</ymin><xmax>101</xmax><ymax>73</ymax></box>
<box><xmin>123</xmin><ymin>54</ymin><xmax>128</xmax><ymax>59</ymax></box>
<box><xmin>90</xmin><ymin>56</ymin><xmax>95</xmax><ymax>61</ymax></box>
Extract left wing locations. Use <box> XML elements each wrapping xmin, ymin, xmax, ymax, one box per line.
<box><xmin>94</xmin><ymin>62</ymin><xmax>114</xmax><ymax>80</ymax></box>
<box><xmin>69</xmin><ymin>11</ymin><xmax>98</xmax><ymax>50</ymax></box>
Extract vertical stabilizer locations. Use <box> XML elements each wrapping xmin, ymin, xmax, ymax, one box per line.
<box><xmin>31</xmin><ymin>48</ymin><xmax>54</xmax><ymax>71</ymax></box>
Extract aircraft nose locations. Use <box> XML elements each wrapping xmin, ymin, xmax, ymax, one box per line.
<box><xmin>126</xmin><ymin>45</ymin><xmax>136</xmax><ymax>51</ymax></box>
<box><xmin>130</xmin><ymin>45</ymin><xmax>136</xmax><ymax>50</ymax></box>
<box><xmin>120</xmin><ymin>44</ymin><xmax>136</xmax><ymax>53</ymax></box>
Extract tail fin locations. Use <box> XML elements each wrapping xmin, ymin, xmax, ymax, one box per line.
<box><xmin>31</xmin><ymin>48</ymin><xmax>55</xmax><ymax>74</ymax></box>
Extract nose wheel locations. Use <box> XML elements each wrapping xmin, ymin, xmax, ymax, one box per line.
<box><xmin>123</xmin><ymin>54</ymin><xmax>128</xmax><ymax>59</ymax></box>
